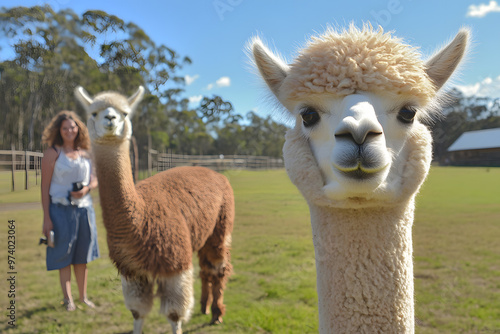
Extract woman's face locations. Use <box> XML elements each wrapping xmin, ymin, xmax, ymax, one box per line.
<box><xmin>60</xmin><ymin>119</ymin><xmax>79</xmax><ymax>144</ymax></box>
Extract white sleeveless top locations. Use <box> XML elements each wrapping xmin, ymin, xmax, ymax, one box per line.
<box><xmin>49</xmin><ymin>150</ymin><xmax>93</xmax><ymax>207</ymax></box>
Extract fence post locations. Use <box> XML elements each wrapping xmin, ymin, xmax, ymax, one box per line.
<box><xmin>169</xmin><ymin>149</ymin><xmax>172</xmax><ymax>170</ymax></box>
<box><xmin>35</xmin><ymin>155</ymin><xmax>39</xmax><ymax>185</ymax></box>
<box><xmin>148</xmin><ymin>149</ymin><xmax>157</xmax><ymax>177</ymax></box>
<box><xmin>11</xmin><ymin>144</ymin><xmax>16</xmax><ymax>191</ymax></box>
<box><xmin>25</xmin><ymin>150</ymin><xmax>28</xmax><ymax>190</ymax></box>
<box><xmin>131</xmin><ymin>136</ymin><xmax>139</xmax><ymax>183</ymax></box>
<box><xmin>148</xmin><ymin>149</ymin><xmax>152</xmax><ymax>177</ymax></box>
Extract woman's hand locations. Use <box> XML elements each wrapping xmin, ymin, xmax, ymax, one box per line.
<box><xmin>70</xmin><ymin>186</ymin><xmax>90</xmax><ymax>199</ymax></box>
<box><xmin>43</xmin><ymin>218</ymin><xmax>53</xmax><ymax>238</ymax></box>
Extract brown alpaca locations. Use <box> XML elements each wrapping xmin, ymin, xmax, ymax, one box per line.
<box><xmin>75</xmin><ymin>86</ymin><xmax>234</xmax><ymax>334</ymax></box>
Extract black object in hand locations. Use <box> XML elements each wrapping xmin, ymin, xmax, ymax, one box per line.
<box><xmin>72</xmin><ymin>182</ymin><xmax>84</xmax><ymax>192</ymax></box>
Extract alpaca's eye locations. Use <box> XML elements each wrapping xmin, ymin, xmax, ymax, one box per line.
<box><xmin>91</xmin><ymin>112</ymin><xmax>97</xmax><ymax>118</ymax></box>
<box><xmin>397</xmin><ymin>107</ymin><xmax>416</xmax><ymax>124</ymax></box>
<box><xmin>301</xmin><ymin>108</ymin><xmax>320</xmax><ymax>127</ymax></box>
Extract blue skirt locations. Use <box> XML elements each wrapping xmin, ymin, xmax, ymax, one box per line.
<box><xmin>46</xmin><ymin>203</ymin><xmax>100</xmax><ymax>271</ymax></box>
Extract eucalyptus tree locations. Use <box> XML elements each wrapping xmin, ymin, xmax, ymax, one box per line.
<box><xmin>0</xmin><ymin>6</ymin><xmax>197</xmax><ymax>151</ymax></box>
<box><xmin>0</xmin><ymin>5</ymin><xmax>99</xmax><ymax>149</ymax></box>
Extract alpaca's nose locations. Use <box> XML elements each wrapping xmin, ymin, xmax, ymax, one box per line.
<box><xmin>335</xmin><ymin>95</ymin><xmax>383</xmax><ymax>145</ymax></box>
<box><xmin>103</xmin><ymin>107</ymin><xmax>120</xmax><ymax>122</ymax></box>
<box><xmin>335</xmin><ymin>117</ymin><xmax>383</xmax><ymax>145</ymax></box>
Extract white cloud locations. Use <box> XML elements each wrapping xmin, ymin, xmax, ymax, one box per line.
<box><xmin>188</xmin><ymin>95</ymin><xmax>203</xmax><ymax>104</ymax></box>
<box><xmin>206</xmin><ymin>76</ymin><xmax>231</xmax><ymax>90</ymax></box>
<box><xmin>184</xmin><ymin>74</ymin><xmax>199</xmax><ymax>86</ymax></box>
<box><xmin>466</xmin><ymin>1</ymin><xmax>500</xmax><ymax>17</ymax></box>
<box><xmin>456</xmin><ymin>76</ymin><xmax>500</xmax><ymax>99</ymax></box>
<box><xmin>216</xmin><ymin>76</ymin><xmax>231</xmax><ymax>87</ymax></box>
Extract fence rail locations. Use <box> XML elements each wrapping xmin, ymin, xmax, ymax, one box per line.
<box><xmin>149</xmin><ymin>151</ymin><xmax>283</xmax><ymax>175</ymax></box>
<box><xmin>0</xmin><ymin>149</ymin><xmax>44</xmax><ymax>191</ymax></box>
<box><xmin>1</xmin><ymin>148</ymin><xmax>284</xmax><ymax>191</ymax></box>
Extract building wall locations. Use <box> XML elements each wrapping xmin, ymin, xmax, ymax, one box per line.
<box><xmin>447</xmin><ymin>148</ymin><xmax>500</xmax><ymax>167</ymax></box>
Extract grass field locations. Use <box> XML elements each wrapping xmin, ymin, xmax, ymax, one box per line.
<box><xmin>0</xmin><ymin>167</ymin><xmax>499</xmax><ymax>333</ymax></box>
<box><xmin>0</xmin><ymin>170</ymin><xmax>42</xmax><ymax>199</ymax></box>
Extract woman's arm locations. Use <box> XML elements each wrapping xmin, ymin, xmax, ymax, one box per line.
<box><xmin>41</xmin><ymin>148</ymin><xmax>58</xmax><ymax>237</ymax></box>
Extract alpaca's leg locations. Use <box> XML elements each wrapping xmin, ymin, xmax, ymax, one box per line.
<box><xmin>157</xmin><ymin>268</ymin><xmax>194</xmax><ymax>334</ymax></box>
<box><xmin>209</xmin><ymin>271</ymin><xmax>229</xmax><ymax>324</ymax></box>
<box><xmin>200</xmin><ymin>273</ymin><xmax>213</xmax><ymax>315</ymax></box>
<box><xmin>121</xmin><ymin>275</ymin><xmax>154</xmax><ymax>334</ymax></box>
<box><xmin>198</xmin><ymin>195</ymin><xmax>233</xmax><ymax>324</ymax></box>
<box><xmin>198</xmin><ymin>234</ymin><xmax>233</xmax><ymax>325</ymax></box>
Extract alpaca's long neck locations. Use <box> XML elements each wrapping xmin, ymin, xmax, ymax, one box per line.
<box><xmin>93</xmin><ymin>140</ymin><xmax>145</xmax><ymax>236</ymax></box>
<box><xmin>310</xmin><ymin>201</ymin><xmax>415</xmax><ymax>333</ymax></box>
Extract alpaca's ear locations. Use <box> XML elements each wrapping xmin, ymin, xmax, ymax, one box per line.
<box><xmin>251</xmin><ymin>37</ymin><xmax>289</xmax><ymax>97</ymax></box>
<box><xmin>74</xmin><ymin>86</ymin><xmax>94</xmax><ymax>110</ymax></box>
<box><xmin>128</xmin><ymin>86</ymin><xmax>145</xmax><ymax>112</ymax></box>
<box><xmin>426</xmin><ymin>29</ymin><xmax>470</xmax><ymax>90</ymax></box>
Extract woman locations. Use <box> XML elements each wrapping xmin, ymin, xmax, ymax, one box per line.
<box><xmin>41</xmin><ymin>111</ymin><xmax>100</xmax><ymax>311</ymax></box>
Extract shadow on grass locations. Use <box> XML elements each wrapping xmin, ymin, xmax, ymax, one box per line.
<box><xmin>183</xmin><ymin>322</ymin><xmax>212</xmax><ymax>334</ymax></box>
<box><xmin>110</xmin><ymin>322</ymin><xmax>212</xmax><ymax>334</ymax></box>
<box><xmin>2</xmin><ymin>304</ymin><xmax>57</xmax><ymax>332</ymax></box>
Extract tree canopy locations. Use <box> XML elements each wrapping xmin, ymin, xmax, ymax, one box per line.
<box><xmin>0</xmin><ymin>5</ymin><xmax>287</xmax><ymax>158</ymax></box>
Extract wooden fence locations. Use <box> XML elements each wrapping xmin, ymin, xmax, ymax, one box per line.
<box><xmin>0</xmin><ymin>147</ymin><xmax>284</xmax><ymax>191</ymax></box>
<box><xmin>147</xmin><ymin>150</ymin><xmax>283</xmax><ymax>176</ymax></box>
<box><xmin>0</xmin><ymin>147</ymin><xmax>44</xmax><ymax>191</ymax></box>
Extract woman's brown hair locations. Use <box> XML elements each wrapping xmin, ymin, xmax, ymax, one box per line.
<box><xmin>42</xmin><ymin>111</ymin><xmax>91</xmax><ymax>150</ymax></box>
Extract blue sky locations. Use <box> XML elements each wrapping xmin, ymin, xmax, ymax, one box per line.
<box><xmin>2</xmin><ymin>0</ymin><xmax>500</xmax><ymax>123</ymax></box>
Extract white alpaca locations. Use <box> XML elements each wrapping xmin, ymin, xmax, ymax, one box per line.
<box><xmin>251</xmin><ymin>25</ymin><xmax>468</xmax><ymax>333</ymax></box>
<box><xmin>75</xmin><ymin>87</ymin><xmax>234</xmax><ymax>334</ymax></box>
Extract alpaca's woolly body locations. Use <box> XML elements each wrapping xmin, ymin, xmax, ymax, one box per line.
<box><xmin>93</xmin><ymin>139</ymin><xmax>234</xmax><ymax>279</ymax></box>
<box><xmin>280</xmin><ymin>26</ymin><xmax>436</xmax><ymax>106</ymax></box>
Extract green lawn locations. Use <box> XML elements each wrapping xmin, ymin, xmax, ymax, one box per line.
<box><xmin>413</xmin><ymin>167</ymin><xmax>500</xmax><ymax>333</ymax></box>
<box><xmin>0</xmin><ymin>170</ymin><xmax>42</xmax><ymax>200</ymax></box>
<box><xmin>0</xmin><ymin>167</ymin><xmax>499</xmax><ymax>333</ymax></box>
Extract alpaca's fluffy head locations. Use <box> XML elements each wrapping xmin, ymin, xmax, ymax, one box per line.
<box><xmin>281</xmin><ymin>26</ymin><xmax>436</xmax><ymax>107</ymax></box>
<box><xmin>252</xmin><ymin>25</ymin><xmax>469</xmax><ymax>208</ymax></box>
<box><xmin>75</xmin><ymin>86</ymin><xmax>144</xmax><ymax>144</ymax></box>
